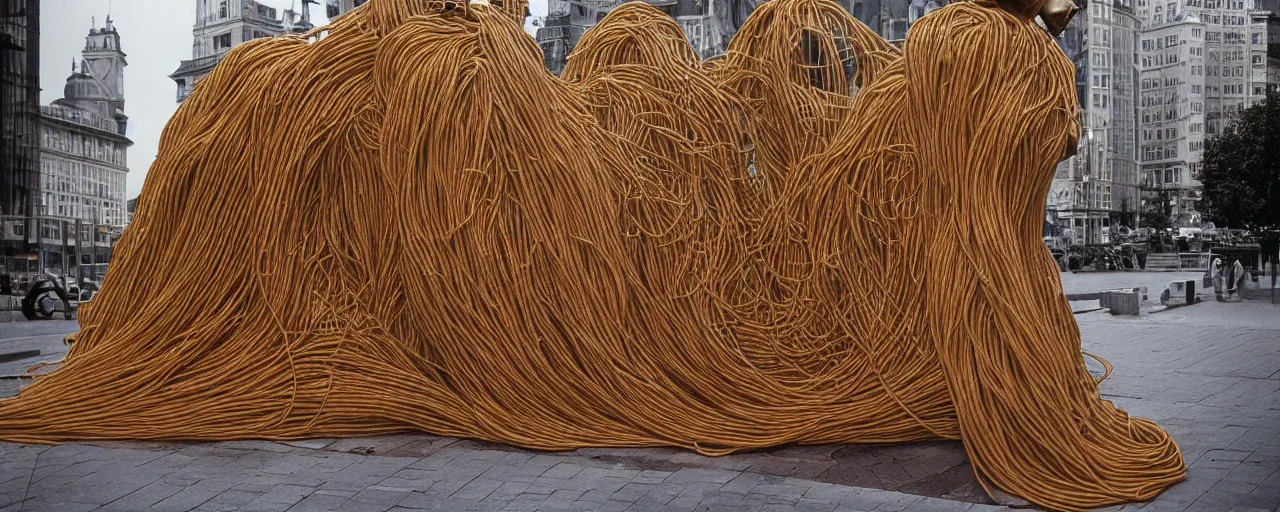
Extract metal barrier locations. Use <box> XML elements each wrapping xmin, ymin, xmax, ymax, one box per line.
<box><xmin>1144</xmin><ymin>253</ymin><xmax>1211</xmax><ymax>271</ymax></box>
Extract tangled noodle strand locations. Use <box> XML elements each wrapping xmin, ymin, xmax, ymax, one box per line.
<box><xmin>0</xmin><ymin>0</ymin><xmax>1185</xmax><ymax>509</ymax></box>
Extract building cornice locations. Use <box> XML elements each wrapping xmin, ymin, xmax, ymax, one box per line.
<box><xmin>39</xmin><ymin>113</ymin><xmax>133</xmax><ymax>147</ymax></box>
<box><xmin>170</xmin><ymin>53</ymin><xmax>224</xmax><ymax>80</ymax></box>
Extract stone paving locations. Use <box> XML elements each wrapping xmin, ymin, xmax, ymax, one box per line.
<box><xmin>0</xmin><ymin>437</ymin><xmax>1004</xmax><ymax>512</ymax></box>
<box><xmin>1</xmin><ymin>276</ymin><xmax>1278</xmax><ymax>511</ymax></box>
<box><xmin>1081</xmin><ymin>302</ymin><xmax>1280</xmax><ymax>512</ymax></box>
<box><xmin>0</xmin><ymin>320</ymin><xmax>72</xmax><ymax>398</ymax></box>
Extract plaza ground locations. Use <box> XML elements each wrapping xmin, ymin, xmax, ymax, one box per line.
<box><xmin>0</xmin><ymin>272</ymin><xmax>1277</xmax><ymax>511</ymax></box>
<box><xmin>1058</xmin><ymin>270</ymin><xmax>1207</xmax><ymax>296</ymax></box>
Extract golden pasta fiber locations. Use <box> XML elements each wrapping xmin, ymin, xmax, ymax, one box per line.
<box><xmin>0</xmin><ymin>0</ymin><xmax>1185</xmax><ymax>509</ymax></box>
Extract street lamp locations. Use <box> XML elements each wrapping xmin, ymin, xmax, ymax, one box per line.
<box><xmin>1085</xmin><ymin>128</ymin><xmax>1093</xmax><ymax>244</ymax></box>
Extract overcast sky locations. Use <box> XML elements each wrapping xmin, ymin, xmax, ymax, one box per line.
<box><xmin>46</xmin><ymin>0</ymin><xmax>549</xmax><ymax>200</ymax></box>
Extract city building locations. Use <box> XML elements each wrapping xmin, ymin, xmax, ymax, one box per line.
<box><xmin>1136</xmin><ymin>0</ymin><xmax>1280</xmax><ymax>228</ymax></box>
<box><xmin>42</xmin><ymin>23</ymin><xmax>131</xmax><ymax>228</ymax></box>
<box><xmin>0</xmin><ymin>0</ymin><xmax>39</xmax><ymax>281</ymax></box>
<box><xmin>326</xmin><ymin>0</ymin><xmax>367</xmax><ymax>19</ymax></box>
<box><xmin>845</xmin><ymin>0</ymin><xmax>951</xmax><ymax>44</ymax></box>
<box><xmin>2</xmin><ymin>13</ymin><xmax>132</xmax><ymax>282</ymax></box>
<box><xmin>533</xmin><ymin>0</ymin><xmax>951</xmax><ymax>76</ymax></box>
<box><xmin>0</xmin><ymin>0</ymin><xmax>39</xmax><ymax>219</ymax></box>
<box><xmin>1048</xmin><ymin>0</ymin><xmax>1144</xmax><ymax>246</ymax></box>
<box><xmin>29</xmin><ymin>16</ymin><xmax>133</xmax><ymax>280</ymax></box>
<box><xmin>171</xmin><ymin>0</ymin><xmax>315</xmax><ymax>103</ymax></box>
<box><xmin>536</xmin><ymin>0</ymin><xmax>739</xmax><ymax>74</ymax></box>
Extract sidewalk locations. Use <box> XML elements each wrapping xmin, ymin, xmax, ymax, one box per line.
<box><xmin>1057</xmin><ymin>271</ymin><xmax>1207</xmax><ymax>297</ymax></box>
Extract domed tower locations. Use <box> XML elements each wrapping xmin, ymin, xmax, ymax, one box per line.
<box><xmin>64</xmin><ymin>16</ymin><xmax>128</xmax><ymax>135</ymax></box>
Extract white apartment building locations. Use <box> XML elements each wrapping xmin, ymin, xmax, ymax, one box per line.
<box><xmin>170</xmin><ymin>0</ymin><xmax>315</xmax><ymax>103</ymax></box>
<box><xmin>1136</xmin><ymin>0</ymin><xmax>1280</xmax><ymax>227</ymax></box>
<box><xmin>1048</xmin><ymin>0</ymin><xmax>1143</xmax><ymax>246</ymax></box>
<box><xmin>39</xmin><ymin>105</ymin><xmax>129</xmax><ymax>228</ymax></box>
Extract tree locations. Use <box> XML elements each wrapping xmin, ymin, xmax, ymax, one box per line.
<box><xmin>1141</xmin><ymin>191</ymin><xmax>1171</xmax><ymax>233</ymax></box>
<box><xmin>1201</xmin><ymin>91</ymin><xmax>1280</xmax><ymax>264</ymax></box>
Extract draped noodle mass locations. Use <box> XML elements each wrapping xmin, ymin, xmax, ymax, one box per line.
<box><xmin>0</xmin><ymin>0</ymin><xmax>1186</xmax><ymax>509</ymax></box>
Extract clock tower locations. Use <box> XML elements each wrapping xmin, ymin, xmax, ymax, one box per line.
<box><xmin>70</xmin><ymin>15</ymin><xmax>128</xmax><ymax>134</ymax></box>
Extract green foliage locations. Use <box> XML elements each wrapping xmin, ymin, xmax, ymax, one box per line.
<box><xmin>1201</xmin><ymin>91</ymin><xmax>1280</xmax><ymax>256</ymax></box>
<box><xmin>1141</xmin><ymin>203</ymin><xmax>1171</xmax><ymax>232</ymax></box>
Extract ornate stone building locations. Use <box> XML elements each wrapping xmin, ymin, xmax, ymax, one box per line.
<box><xmin>29</xmin><ymin>16</ymin><xmax>133</xmax><ymax>279</ymax></box>
<box><xmin>171</xmin><ymin>0</ymin><xmax>315</xmax><ymax>103</ymax></box>
<box><xmin>534</xmin><ymin>0</ymin><xmax>761</xmax><ymax>75</ymax></box>
<box><xmin>326</xmin><ymin>0</ymin><xmax>368</xmax><ymax>19</ymax></box>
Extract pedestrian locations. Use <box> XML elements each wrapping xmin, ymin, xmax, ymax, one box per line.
<box><xmin>1212</xmin><ymin>258</ymin><xmax>1224</xmax><ymax>301</ymax></box>
<box><xmin>1231</xmin><ymin>259</ymin><xmax>1246</xmax><ymax>300</ymax></box>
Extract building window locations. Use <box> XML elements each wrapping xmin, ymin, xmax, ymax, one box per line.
<box><xmin>219</xmin><ymin>0</ymin><xmax>228</xmax><ymax>18</ymax></box>
<box><xmin>214</xmin><ymin>33</ymin><xmax>232</xmax><ymax>50</ymax></box>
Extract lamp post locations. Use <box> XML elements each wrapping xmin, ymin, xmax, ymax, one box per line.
<box><xmin>1085</xmin><ymin>128</ymin><xmax>1094</xmax><ymax>244</ymax></box>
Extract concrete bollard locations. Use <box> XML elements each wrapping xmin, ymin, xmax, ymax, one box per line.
<box><xmin>1101</xmin><ymin>290</ymin><xmax>1141</xmax><ymax>316</ymax></box>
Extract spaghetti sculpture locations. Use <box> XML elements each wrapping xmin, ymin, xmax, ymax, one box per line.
<box><xmin>0</xmin><ymin>0</ymin><xmax>1185</xmax><ymax>509</ymax></box>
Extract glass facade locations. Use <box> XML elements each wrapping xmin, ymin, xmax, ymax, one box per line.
<box><xmin>0</xmin><ymin>0</ymin><xmax>39</xmax><ymax>218</ymax></box>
